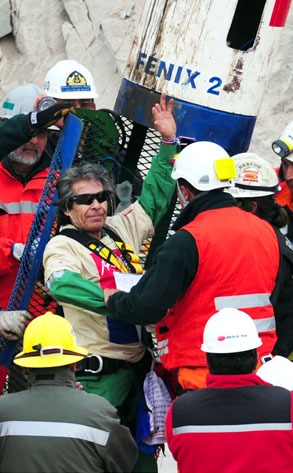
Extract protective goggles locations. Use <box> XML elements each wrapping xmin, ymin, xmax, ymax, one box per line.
<box><xmin>70</xmin><ymin>191</ymin><xmax>111</xmax><ymax>206</ymax></box>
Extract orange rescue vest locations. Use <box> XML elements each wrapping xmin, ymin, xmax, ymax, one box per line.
<box><xmin>156</xmin><ymin>206</ymin><xmax>280</xmax><ymax>369</ymax></box>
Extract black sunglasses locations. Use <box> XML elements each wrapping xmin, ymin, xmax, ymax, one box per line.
<box><xmin>70</xmin><ymin>191</ymin><xmax>111</xmax><ymax>206</ymax></box>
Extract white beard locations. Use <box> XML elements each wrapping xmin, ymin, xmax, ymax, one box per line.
<box><xmin>8</xmin><ymin>148</ymin><xmax>41</xmax><ymax>166</ymax></box>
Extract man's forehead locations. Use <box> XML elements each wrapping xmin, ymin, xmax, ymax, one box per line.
<box><xmin>72</xmin><ymin>178</ymin><xmax>103</xmax><ymax>191</ymax></box>
<box><xmin>57</xmin><ymin>98</ymin><xmax>95</xmax><ymax>107</ymax></box>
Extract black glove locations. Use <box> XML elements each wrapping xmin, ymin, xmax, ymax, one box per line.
<box><xmin>27</xmin><ymin>103</ymin><xmax>75</xmax><ymax>131</ymax></box>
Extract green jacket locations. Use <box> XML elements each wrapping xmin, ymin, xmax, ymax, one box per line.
<box><xmin>0</xmin><ymin>367</ymin><xmax>138</xmax><ymax>473</ymax></box>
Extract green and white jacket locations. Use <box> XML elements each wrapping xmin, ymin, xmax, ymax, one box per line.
<box><xmin>43</xmin><ymin>144</ymin><xmax>176</xmax><ymax>362</ymax></box>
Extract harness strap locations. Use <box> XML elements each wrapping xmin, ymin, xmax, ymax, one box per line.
<box><xmin>76</xmin><ymin>354</ymin><xmax>130</xmax><ymax>376</ymax></box>
<box><xmin>59</xmin><ymin>228</ymin><xmax>133</xmax><ymax>273</ymax></box>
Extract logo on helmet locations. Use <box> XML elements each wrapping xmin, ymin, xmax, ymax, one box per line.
<box><xmin>217</xmin><ymin>336</ymin><xmax>226</xmax><ymax>341</ymax></box>
<box><xmin>61</xmin><ymin>70</ymin><xmax>91</xmax><ymax>93</ymax></box>
<box><xmin>241</xmin><ymin>167</ymin><xmax>260</xmax><ymax>183</ymax></box>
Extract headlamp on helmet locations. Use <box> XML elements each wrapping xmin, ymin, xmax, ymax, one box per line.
<box><xmin>272</xmin><ymin>120</ymin><xmax>293</xmax><ymax>160</ymax></box>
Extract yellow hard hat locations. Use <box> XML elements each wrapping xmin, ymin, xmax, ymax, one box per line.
<box><xmin>14</xmin><ymin>312</ymin><xmax>88</xmax><ymax>368</ymax></box>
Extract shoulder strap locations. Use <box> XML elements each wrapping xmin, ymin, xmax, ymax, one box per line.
<box><xmin>59</xmin><ymin>228</ymin><xmax>142</xmax><ymax>274</ymax></box>
<box><xmin>104</xmin><ymin>225</ymin><xmax>124</xmax><ymax>244</ymax></box>
<box><xmin>60</xmin><ymin>227</ymin><xmax>124</xmax><ymax>246</ymax></box>
<box><xmin>59</xmin><ymin>228</ymin><xmax>94</xmax><ymax>246</ymax></box>
<box><xmin>59</xmin><ymin>228</ymin><xmax>130</xmax><ymax>273</ymax></box>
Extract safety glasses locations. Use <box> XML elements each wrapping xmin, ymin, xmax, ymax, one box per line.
<box><xmin>70</xmin><ymin>191</ymin><xmax>111</xmax><ymax>206</ymax></box>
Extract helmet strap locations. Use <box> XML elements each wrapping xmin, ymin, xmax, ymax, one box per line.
<box><xmin>176</xmin><ymin>181</ymin><xmax>189</xmax><ymax>208</ymax></box>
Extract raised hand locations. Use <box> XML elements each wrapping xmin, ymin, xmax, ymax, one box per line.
<box><xmin>27</xmin><ymin>102</ymin><xmax>75</xmax><ymax>131</ymax></box>
<box><xmin>152</xmin><ymin>93</ymin><xmax>176</xmax><ymax>142</ymax></box>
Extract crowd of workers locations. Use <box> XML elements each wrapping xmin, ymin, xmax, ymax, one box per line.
<box><xmin>0</xmin><ymin>59</ymin><xmax>293</xmax><ymax>473</ymax></box>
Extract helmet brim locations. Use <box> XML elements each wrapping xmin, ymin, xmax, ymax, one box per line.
<box><xmin>14</xmin><ymin>346</ymin><xmax>88</xmax><ymax>368</ymax></box>
<box><xmin>45</xmin><ymin>91</ymin><xmax>98</xmax><ymax>100</ymax></box>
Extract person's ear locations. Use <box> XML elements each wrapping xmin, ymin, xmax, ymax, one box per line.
<box><xmin>64</xmin><ymin>204</ymin><xmax>71</xmax><ymax>216</ymax></box>
<box><xmin>250</xmin><ymin>201</ymin><xmax>258</xmax><ymax>214</ymax></box>
<box><xmin>180</xmin><ymin>185</ymin><xmax>193</xmax><ymax>202</ymax></box>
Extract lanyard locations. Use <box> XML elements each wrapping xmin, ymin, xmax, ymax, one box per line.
<box><xmin>87</xmin><ymin>240</ymin><xmax>130</xmax><ymax>273</ymax></box>
<box><xmin>59</xmin><ymin>228</ymin><xmax>142</xmax><ymax>274</ymax></box>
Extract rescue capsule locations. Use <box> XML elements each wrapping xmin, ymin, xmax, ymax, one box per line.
<box><xmin>115</xmin><ymin>0</ymin><xmax>292</xmax><ymax>154</ymax></box>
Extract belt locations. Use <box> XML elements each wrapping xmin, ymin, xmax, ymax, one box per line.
<box><xmin>76</xmin><ymin>354</ymin><xmax>130</xmax><ymax>376</ymax></box>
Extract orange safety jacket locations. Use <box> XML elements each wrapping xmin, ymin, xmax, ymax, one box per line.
<box><xmin>276</xmin><ymin>181</ymin><xmax>293</xmax><ymax>211</ymax></box>
<box><xmin>0</xmin><ymin>161</ymin><xmax>49</xmax><ymax>309</ymax></box>
<box><xmin>156</xmin><ymin>207</ymin><xmax>280</xmax><ymax>369</ymax></box>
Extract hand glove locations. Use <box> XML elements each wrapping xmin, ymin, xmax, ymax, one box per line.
<box><xmin>0</xmin><ymin>310</ymin><xmax>32</xmax><ymax>340</ymax></box>
<box><xmin>27</xmin><ymin>102</ymin><xmax>75</xmax><ymax>131</ymax></box>
<box><xmin>12</xmin><ymin>243</ymin><xmax>25</xmax><ymax>261</ymax></box>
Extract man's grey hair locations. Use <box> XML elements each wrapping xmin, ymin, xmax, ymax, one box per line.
<box><xmin>55</xmin><ymin>162</ymin><xmax>115</xmax><ymax>226</ymax></box>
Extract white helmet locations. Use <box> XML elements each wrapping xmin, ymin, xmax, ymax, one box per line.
<box><xmin>201</xmin><ymin>308</ymin><xmax>262</xmax><ymax>354</ymax></box>
<box><xmin>256</xmin><ymin>355</ymin><xmax>293</xmax><ymax>391</ymax></box>
<box><xmin>171</xmin><ymin>141</ymin><xmax>236</xmax><ymax>191</ymax></box>
<box><xmin>43</xmin><ymin>59</ymin><xmax>98</xmax><ymax>99</ymax></box>
<box><xmin>272</xmin><ymin>120</ymin><xmax>293</xmax><ymax>160</ymax></box>
<box><xmin>0</xmin><ymin>83</ymin><xmax>43</xmax><ymax>119</ymax></box>
<box><xmin>257</xmin><ymin>355</ymin><xmax>293</xmax><ymax>390</ymax></box>
<box><xmin>228</xmin><ymin>153</ymin><xmax>279</xmax><ymax>198</ymax></box>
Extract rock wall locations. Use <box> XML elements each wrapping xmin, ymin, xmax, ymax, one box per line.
<box><xmin>0</xmin><ymin>0</ymin><xmax>142</xmax><ymax>108</ymax></box>
<box><xmin>0</xmin><ymin>0</ymin><xmax>292</xmax><ymax>165</ymax></box>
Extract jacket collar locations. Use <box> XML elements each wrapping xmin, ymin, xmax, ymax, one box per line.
<box><xmin>206</xmin><ymin>372</ymin><xmax>272</xmax><ymax>389</ymax></box>
<box><xmin>29</xmin><ymin>365</ymin><xmax>76</xmax><ymax>388</ymax></box>
<box><xmin>172</xmin><ymin>190</ymin><xmax>236</xmax><ymax>231</ymax></box>
<box><xmin>2</xmin><ymin>149</ymin><xmax>51</xmax><ymax>184</ymax></box>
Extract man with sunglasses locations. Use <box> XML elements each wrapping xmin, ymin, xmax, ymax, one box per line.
<box><xmin>43</xmin><ymin>93</ymin><xmax>177</xmax><ymax>473</ymax></box>
<box><xmin>0</xmin><ymin>83</ymin><xmax>73</xmax><ymax>312</ymax></box>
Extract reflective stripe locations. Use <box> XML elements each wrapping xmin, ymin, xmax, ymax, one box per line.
<box><xmin>174</xmin><ymin>422</ymin><xmax>292</xmax><ymax>435</ymax></box>
<box><xmin>0</xmin><ymin>201</ymin><xmax>38</xmax><ymax>214</ymax></box>
<box><xmin>157</xmin><ymin>339</ymin><xmax>169</xmax><ymax>357</ymax></box>
<box><xmin>157</xmin><ymin>339</ymin><xmax>168</xmax><ymax>349</ymax></box>
<box><xmin>46</xmin><ymin>270</ymin><xmax>66</xmax><ymax>289</ymax></box>
<box><xmin>214</xmin><ymin>293</ymin><xmax>271</xmax><ymax>310</ymax></box>
<box><xmin>158</xmin><ymin>347</ymin><xmax>169</xmax><ymax>356</ymax></box>
<box><xmin>254</xmin><ymin>317</ymin><xmax>276</xmax><ymax>332</ymax></box>
<box><xmin>135</xmin><ymin>325</ymin><xmax>142</xmax><ymax>342</ymax></box>
<box><xmin>0</xmin><ymin>421</ymin><xmax>109</xmax><ymax>446</ymax></box>
<box><xmin>214</xmin><ymin>294</ymin><xmax>275</xmax><ymax>332</ymax></box>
